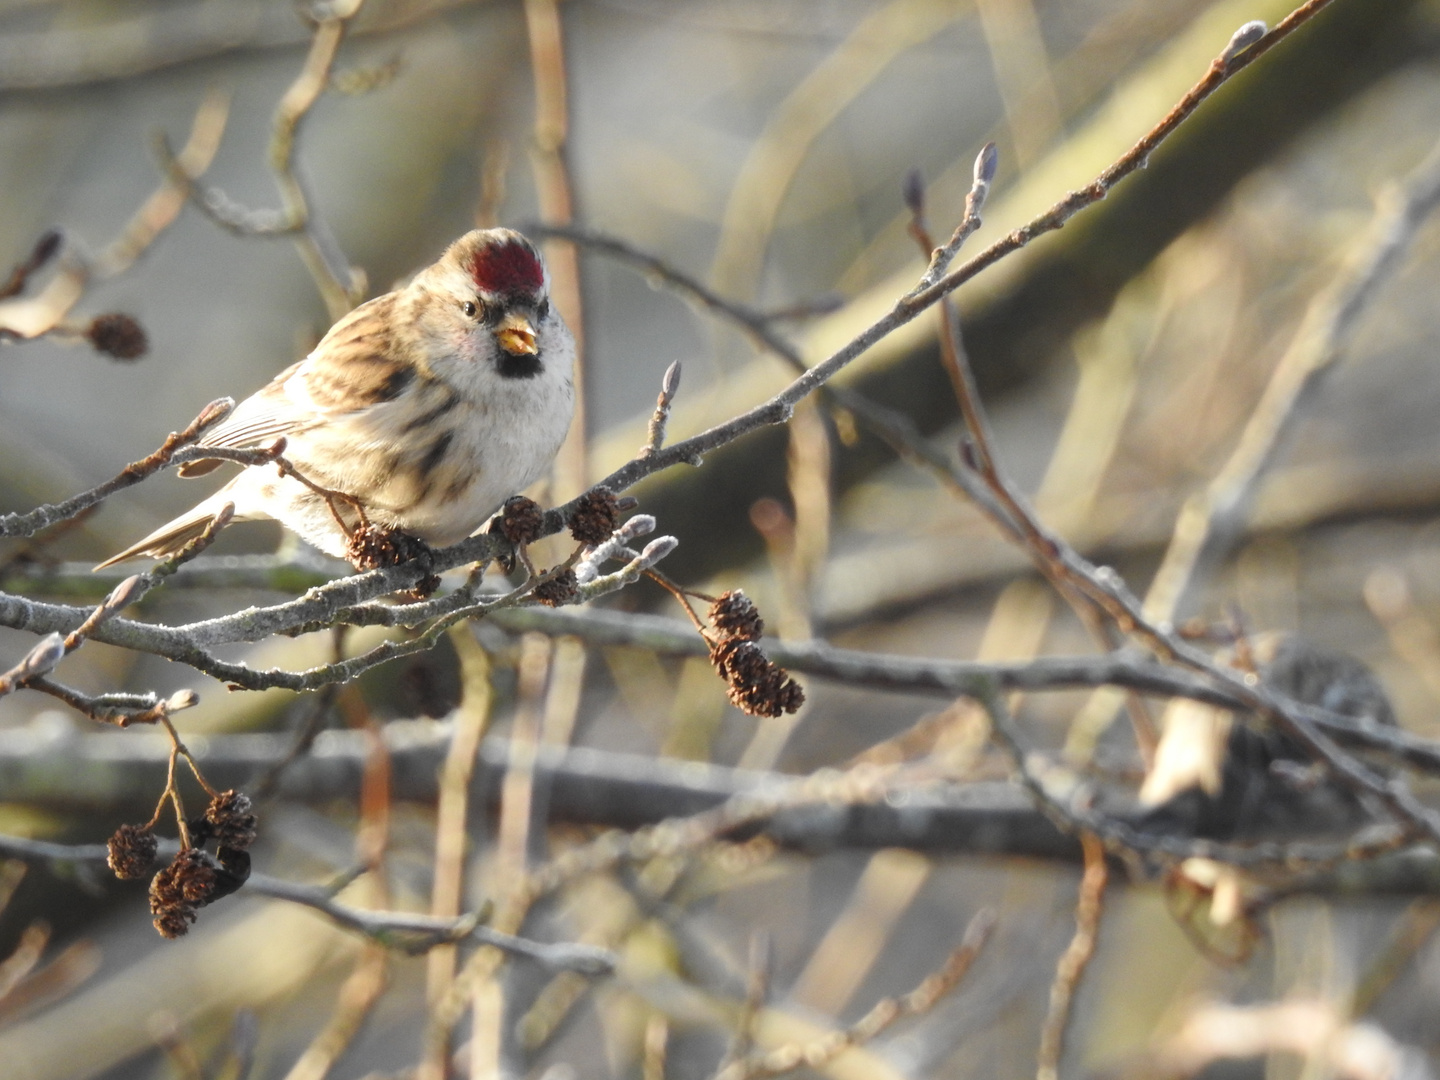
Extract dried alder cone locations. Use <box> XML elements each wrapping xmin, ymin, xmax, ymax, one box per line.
<box><xmin>202</xmin><ymin>788</ymin><xmax>259</xmax><ymax>849</ymax></box>
<box><xmin>110</xmin><ymin>788</ymin><xmax>258</xmax><ymax>939</ymax></box>
<box><xmin>85</xmin><ymin>313</ymin><xmax>148</xmax><ymax>360</ymax></box>
<box><xmin>346</xmin><ymin>520</ymin><xmax>441</xmax><ymax>598</ymax></box>
<box><xmin>569</xmin><ymin>486</ymin><xmax>620</xmax><ymax>545</ymax></box>
<box><xmin>534</xmin><ymin>568</ymin><xmax>579</xmax><ymax>607</ymax></box>
<box><xmin>107</xmin><ymin>823</ymin><xmax>158</xmax><ymax>880</ymax></box>
<box><xmin>494</xmin><ymin>494</ymin><xmax>545</xmax><ymax>546</ymax></box>
<box><xmin>706</xmin><ymin>591</ymin><xmax>804</xmax><ymax>718</ymax></box>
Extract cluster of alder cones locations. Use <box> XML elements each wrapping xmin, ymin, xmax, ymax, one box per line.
<box><xmin>107</xmin><ymin>790</ymin><xmax>257</xmax><ymax>938</ymax></box>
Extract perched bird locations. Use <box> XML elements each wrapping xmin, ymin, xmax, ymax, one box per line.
<box><xmin>1138</xmin><ymin>633</ymin><xmax>1396</xmax><ymax>842</ymax></box>
<box><xmin>98</xmin><ymin>229</ymin><xmax>575</xmax><ymax>568</ymax></box>
<box><xmin>1133</xmin><ymin>634</ymin><xmax>1397</xmax><ymax>938</ymax></box>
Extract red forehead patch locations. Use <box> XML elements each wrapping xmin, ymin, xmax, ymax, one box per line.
<box><xmin>466</xmin><ymin>239</ymin><xmax>544</xmax><ymax>295</ymax></box>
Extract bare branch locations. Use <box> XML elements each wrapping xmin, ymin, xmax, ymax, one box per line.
<box><xmin>1037</xmin><ymin>835</ymin><xmax>1108</xmax><ymax>1080</ymax></box>
<box><xmin>0</xmin><ymin>397</ymin><xmax>234</xmax><ymax>538</ymax></box>
<box><xmin>717</xmin><ymin>909</ymin><xmax>995</xmax><ymax>1080</ymax></box>
<box><xmin>243</xmin><ymin>873</ymin><xmax>615</xmax><ymax>972</ymax></box>
<box><xmin>1147</xmin><ymin>131</ymin><xmax>1440</xmax><ymax>622</ymax></box>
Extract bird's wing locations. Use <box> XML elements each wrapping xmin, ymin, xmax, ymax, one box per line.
<box><xmin>180</xmin><ymin>296</ymin><xmax>405</xmax><ymax>475</ymax></box>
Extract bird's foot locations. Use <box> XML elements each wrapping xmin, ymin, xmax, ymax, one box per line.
<box><xmin>347</xmin><ymin>523</ymin><xmax>440</xmax><ymax>599</ymax></box>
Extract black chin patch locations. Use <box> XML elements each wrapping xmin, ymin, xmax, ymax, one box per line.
<box><xmin>497</xmin><ymin>351</ymin><xmax>543</xmax><ymax>379</ymax></box>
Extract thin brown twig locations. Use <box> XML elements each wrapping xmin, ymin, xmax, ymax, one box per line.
<box><xmin>0</xmin><ymin>396</ymin><xmax>234</xmax><ymax>538</ymax></box>
<box><xmin>524</xmin><ymin>0</ymin><xmax>587</xmax><ymax>502</ymax></box>
<box><xmin>422</xmin><ymin>625</ymin><xmax>494</xmax><ymax>1080</ymax></box>
<box><xmin>645</xmin><ymin>568</ymin><xmax>708</xmax><ymax>633</ymax></box>
<box><xmin>0</xmin><ymin>230</ymin><xmax>61</xmax><ymax>301</ymax></box>
<box><xmin>1145</xmin><ymin>131</ymin><xmax>1440</xmax><ymax>625</ymax></box>
<box><xmin>159</xmin><ymin>4</ymin><xmax>366</xmax><ymax>318</ymax></box>
<box><xmin>717</xmin><ymin>909</ymin><xmax>996</xmax><ymax>1080</ymax></box>
<box><xmin>907</xmin><ymin>162</ymin><xmax>1160</xmax><ymax>759</ymax></box>
<box><xmin>1036</xmin><ymin>833</ymin><xmax>1109</xmax><ymax>1080</ymax></box>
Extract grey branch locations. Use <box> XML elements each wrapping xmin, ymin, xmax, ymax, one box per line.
<box><xmin>243</xmin><ymin>873</ymin><xmax>615</xmax><ymax>972</ymax></box>
<box><xmin>8</xmin><ymin>726</ymin><xmax>1440</xmax><ymax>892</ymax></box>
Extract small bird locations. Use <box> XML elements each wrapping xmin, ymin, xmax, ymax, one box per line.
<box><xmin>1138</xmin><ymin>633</ymin><xmax>1396</xmax><ymax>841</ymax></box>
<box><xmin>99</xmin><ymin>229</ymin><xmax>575</xmax><ymax>568</ymax></box>
<box><xmin>1134</xmin><ymin>634</ymin><xmax>1397</xmax><ymax>936</ymax></box>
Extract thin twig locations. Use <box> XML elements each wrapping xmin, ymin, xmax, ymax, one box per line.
<box><xmin>0</xmin><ymin>397</ymin><xmax>234</xmax><ymax>538</ymax></box>
<box><xmin>231</xmin><ymin>874</ymin><xmax>615</xmax><ymax>972</ymax></box>
<box><xmin>917</xmin><ymin>142</ymin><xmax>998</xmax><ymax>287</ymax></box>
<box><xmin>643</xmin><ymin>360</ymin><xmax>682</xmax><ymax>456</ymax></box>
<box><xmin>1145</xmin><ymin>131</ymin><xmax>1440</xmax><ymax>624</ymax></box>
<box><xmin>1036</xmin><ymin>834</ymin><xmax>1108</xmax><ymax>1080</ymax></box>
<box><xmin>717</xmin><ymin>909</ymin><xmax>995</xmax><ymax>1080</ymax></box>
<box><xmin>159</xmin><ymin>4</ymin><xmax>366</xmax><ymax>317</ymax></box>
<box><xmin>523</xmin><ymin>0</ymin><xmax>588</xmax><ymax>502</ymax></box>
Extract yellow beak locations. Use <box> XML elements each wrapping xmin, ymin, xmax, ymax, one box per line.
<box><xmin>495</xmin><ymin>312</ymin><xmax>537</xmax><ymax>356</ymax></box>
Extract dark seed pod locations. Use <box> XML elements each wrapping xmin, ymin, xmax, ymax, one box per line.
<box><xmin>494</xmin><ymin>496</ymin><xmax>545</xmax><ymax>546</ymax></box>
<box><xmin>86</xmin><ymin>313</ymin><xmax>148</xmax><ymax>361</ymax></box>
<box><xmin>205</xmin><ymin>790</ymin><xmax>258</xmax><ymax>851</ymax></box>
<box><xmin>107</xmin><ymin>824</ymin><xmax>158</xmax><ymax>880</ymax></box>
<box><xmin>569</xmin><ymin>487</ymin><xmax>621</xmax><ymax>545</ymax></box>
<box><xmin>708</xmin><ymin>590</ymin><xmax>764</xmax><ymax>642</ymax></box>
<box><xmin>534</xmin><ymin>569</ymin><xmax>579</xmax><ymax>607</ymax></box>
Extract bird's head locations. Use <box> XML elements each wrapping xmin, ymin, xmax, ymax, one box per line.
<box><xmin>422</xmin><ymin>228</ymin><xmax>562</xmax><ymax>380</ymax></box>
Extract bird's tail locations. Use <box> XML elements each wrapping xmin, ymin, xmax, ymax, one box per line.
<box><xmin>95</xmin><ymin>493</ymin><xmax>240</xmax><ymax>570</ymax></box>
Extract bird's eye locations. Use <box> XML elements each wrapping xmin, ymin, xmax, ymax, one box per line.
<box><xmin>536</xmin><ymin>298</ymin><xmax>550</xmax><ymax>319</ymax></box>
<box><xmin>462</xmin><ymin>301</ymin><xmax>478</xmax><ymax>318</ymax></box>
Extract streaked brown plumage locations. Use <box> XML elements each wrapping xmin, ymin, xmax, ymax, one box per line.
<box><xmin>98</xmin><ymin>229</ymin><xmax>575</xmax><ymax>568</ymax></box>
